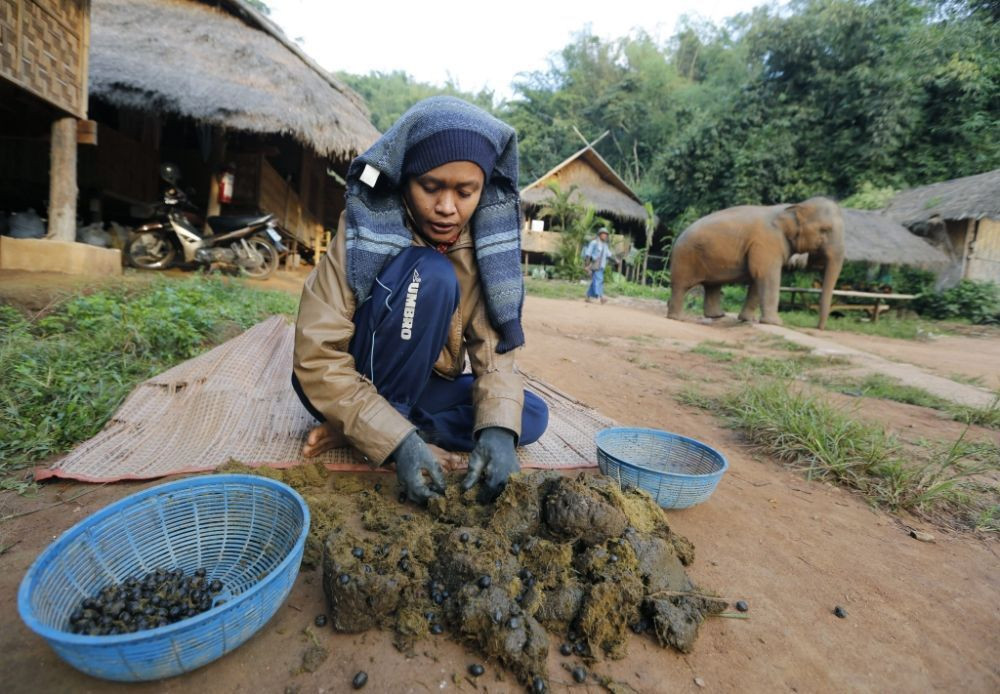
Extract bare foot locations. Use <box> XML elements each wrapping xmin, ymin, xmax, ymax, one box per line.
<box><xmin>302</xmin><ymin>422</ymin><xmax>346</xmax><ymax>458</ymax></box>
<box><xmin>426</xmin><ymin>443</ymin><xmax>464</xmax><ymax>471</ymax></box>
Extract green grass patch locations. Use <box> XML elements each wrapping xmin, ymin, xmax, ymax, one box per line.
<box><xmin>714</xmin><ymin>380</ymin><xmax>998</xmax><ymax>525</ymax></box>
<box><xmin>524</xmin><ymin>276</ymin><xmax>671</xmax><ymax>302</ymax></box>
<box><xmin>815</xmin><ymin>374</ymin><xmax>1000</xmax><ymax>430</ymax></box>
<box><xmin>821</xmin><ymin>373</ymin><xmax>951</xmax><ymax>409</ymax></box>
<box><xmin>780</xmin><ymin>310</ymin><xmax>962</xmax><ymax>340</ymax></box>
<box><xmin>949</xmin><ymin>396</ymin><xmax>1000</xmax><ymax>430</ymax></box>
<box><xmin>524</xmin><ymin>277</ymin><xmax>589</xmax><ymax>300</ymax></box>
<box><xmin>690</xmin><ymin>343</ymin><xmax>736</xmax><ymax>362</ymax></box>
<box><xmin>0</xmin><ymin>275</ymin><xmax>298</xmax><ymax>472</ymax></box>
<box><xmin>736</xmin><ymin>353</ymin><xmax>848</xmax><ymax>379</ymax></box>
<box><xmin>759</xmin><ymin>336</ymin><xmax>812</xmax><ymax>352</ymax></box>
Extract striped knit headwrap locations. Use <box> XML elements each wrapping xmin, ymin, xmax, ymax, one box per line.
<box><xmin>344</xmin><ymin>96</ymin><xmax>524</xmax><ymax>353</ymax></box>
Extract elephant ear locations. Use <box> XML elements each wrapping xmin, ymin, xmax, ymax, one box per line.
<box><xmin>779</xmin><ymin>204</ymin><xmax>804</xmax><ymax>247</ymax></box>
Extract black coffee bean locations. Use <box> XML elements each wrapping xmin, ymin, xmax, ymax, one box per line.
<box><xmin>314</xmin><ymin>614</ymin><xmax>328</xmax><ymax>627</ymax></box>
<box><xmin>352</xmin><ymin>547</ymin><xmax>364</xmax><ymax>559</ymax></box>
<box><xmin>352</xmin><ymin>671</ymin><xmax>368</xmax><ymax>689</ymax></box>
<box><xmin>572</xmin><ymin>666</ymin><xmax>587</xmax><ymax>683</ymax></box>
<box><xmin>492</xmin><ymin>608</ymin><xmax>503</xmax><ymax>624</ymax></box>
<box><xmin>339</xmin><ymin>574</ymin><xmax>350</xmax><ymax>585</ymax></box>
<box><xmin>433</xmin><ymin>593</ymin><xmax>444</xmax><ymax>605</ymax></box>
<box><xmin>468</xmin><ymin>664</ymin><xmax>485</xmax><ymax>677</ymax></box>
<box><xmin>630</xmin><ymin>621</ymin><xmax>644</xmax><ymax>634</ymax></box>
<box><xmin>374</xmin><ymin>483</ymin><xmax>382</xmax><ymax>492</ymax></box>
<box><xmin>834</xmin><ymin>606</ymin><xmax>847</xmax><ymax>619</ymax></box>
<box><xmin>474</xmin><ymin>539</ymin><xmax>482</xmax><ymax>548</ymax></box>
<box><xmin>442</xmin><ymin>590</ymin><xmax>449</xmax><ymax>599</ymax></box>
<box><xmin>525</xmin><ymin>576</ymin><xmax>536</xmax><ymax>588</ymax></box>
<box><xmin>477</xmin><ymin>575</ymin><xmax>491</xmax><ymax>589</ymax></box>
<box><xmin>459</xmin><ymin>532</ymin><xmax>470</xmax><ymax>543</ymax></box>
<box><xmin>559</xmin><ymin>642</ymin><xmax>572</xmax><ymax>656</ymax></box>
<box><xmin>573</xmin><ymin>641</ymin><xmax>586</xmax><ymax>655</ymax></box>
<box><xmin>209</xmin><ymin>580</ymin><xmax>223</xmax><ymax>593</ymax></box>
<box><xmin>400</xmin><ymin>548</ymin><xmax>409</xmax><ymax>558</ymax></box>
<box><xmin>399</xmin><ymin>560</ymin><xmax>410</xmax><ymax>572</ymax></box>
<box><xmin>430</xmin><ymin>623</ymin><xmax>443</xmax><ymax>635</ymax></box>
<box><xmin>735</xmin><ymin>600</ymin><xmax>749</xmax><ymax>612</ymax></box>
<box><xmin>510</xmin><ymin>543</ymin><xmax>520</xmax><ymax>555</ymax></box>
<box><xmin>532</xmin><ymin>676</ymin><xmax>546</xmax><ymax>693</ymax></box>
<box><xmin>519</xmin><ymin>568</ymin><xmax>532</xmax><ymax>580</ymax></box>
<box><xmin>398</xmin><ymin>492</ymin><xmax>407</xmax><ymax>503</ymax></box>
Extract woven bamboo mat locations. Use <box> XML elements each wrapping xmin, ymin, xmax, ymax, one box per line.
<box><xmin>37</xmin><ymin>316</ymin><xmax>611</xmax><ymax>483</ymax></box>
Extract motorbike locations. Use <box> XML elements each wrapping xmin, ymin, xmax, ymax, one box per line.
<box><xmin>125</xmin><ymin>164</ymin><xmax>286</xmax><ymax>279</ymax></box>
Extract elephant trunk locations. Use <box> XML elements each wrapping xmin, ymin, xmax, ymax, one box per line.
<box><xmin>817</xmin><ymin>250</ymin><xmax>844</xmax><ymax>330</ymax></box>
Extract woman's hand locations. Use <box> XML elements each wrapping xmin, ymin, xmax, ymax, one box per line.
<box><xmin>393</xmin><ymin>431</ymin><xmax>446</xmax><ymax>504</ymax></box>
<box><xmin>462</xmin><ymin>427</ymin><xmax>518</xmax><ymax>502</ymax></box>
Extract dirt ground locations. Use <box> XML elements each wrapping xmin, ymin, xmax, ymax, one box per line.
<box><xmin>1</xmin><ymin>272</ymin><xmax>999</xmax><ymax>693</ymax></box>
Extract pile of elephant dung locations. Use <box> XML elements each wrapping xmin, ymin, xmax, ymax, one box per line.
<box><xmin>320</xmin><ymin>470</ymin><xmax>726</xmax><ymax>691</ymax></box>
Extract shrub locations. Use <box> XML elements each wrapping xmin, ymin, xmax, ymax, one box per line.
<box><xmin>914</xmin><ymin>280</ymin><xmax>1000</xmax><ymax>324</ymax></box>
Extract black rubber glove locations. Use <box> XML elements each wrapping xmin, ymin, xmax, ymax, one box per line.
<box><xmin>462</xmin><ymin>427</ymin><xmax>518</xmax><ymax>502</ymax></box>
<box><xmin>392</xmin><ymin>431</ymin><xmax>445</xmax><ymax>504</ymax></box>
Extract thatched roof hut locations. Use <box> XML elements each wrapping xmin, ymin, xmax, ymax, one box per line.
<box><xmin>842</xmin><ymin>209</ymin><xmax>949</xmax><ymax>268</ymax></box>
<box><xmin>521</xmin><ymin>146</ymin><xmax>648</xmax><ymax>228</ymax></box>
<box><xmin>882</xmin><ymin>170</ymin><xmax>1000</xmax><ymax>285</ymax></box>
<box><xmin>89</xmin><ymin>0</ymin><xmax>379</xmax><ymax>159</ymax></box>
<box><xmin>884</xmin><ymin>169</ymin><xmax>1000</xmax><ymax>226</ymax></box>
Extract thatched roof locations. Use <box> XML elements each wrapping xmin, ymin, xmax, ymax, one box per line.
<box><xmin>842</xmin><ymin>209</ymin><xmax>949</xmax><ymax>268</ymax></box>
<box><xmin>89</xmin><ymin>0</ymin><xmax>380</xmax><ymax>159</ymax></box>
<box><xmin>521</xmin><ymin>146</ymin><xmax>648</xmax><ymax>225</ymax></box>
<box><xmin>884</xmin><ymin>169</ymin><xmax>1000</xmax><ymax>226</ymax></box>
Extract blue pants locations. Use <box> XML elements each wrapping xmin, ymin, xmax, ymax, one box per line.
<box><xmin>587</xmin><ymin>267</ymin><xmax>606</xmax><ymax>298</ymax></box>
<box><xmin>293</xmin><ymin>247</ymin><xmax>548</xmax><ymax>452</ymax></box>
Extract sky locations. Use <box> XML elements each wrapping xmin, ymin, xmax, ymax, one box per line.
<box><xmin>264</xmin><ymin>0</ymin><xmax>766</xmax><ymax>100</ymax></box>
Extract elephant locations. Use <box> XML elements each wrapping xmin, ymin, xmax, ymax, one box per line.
<box><xmin>667</xmin><ymin>197</ymin><xmax>845</xmax><ymax>329</ymax></box>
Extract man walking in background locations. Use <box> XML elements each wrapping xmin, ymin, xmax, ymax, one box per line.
<box><xmin>584</xmin><ymin>227</ymin><xmax>615</xmax><ymax>304</ymax></box>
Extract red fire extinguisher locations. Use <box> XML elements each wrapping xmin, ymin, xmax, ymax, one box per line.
<box><xmin>218</xmin><ymin>164</ymin><xmax>236</xmax><ymax>204</ymax></box>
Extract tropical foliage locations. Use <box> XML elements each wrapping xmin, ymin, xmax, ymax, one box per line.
<box><xmin>344</xmin><ymin>0</ymin><xmax>998</xmax><ymax>237</ymax></box>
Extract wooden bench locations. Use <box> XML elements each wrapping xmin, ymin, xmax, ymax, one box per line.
<box><xmin>779</xmin><ymin>287</ymin><xmax>917</xmax><ymax>322</ymax></box>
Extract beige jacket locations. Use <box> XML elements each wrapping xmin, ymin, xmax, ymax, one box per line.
<box><xmin>293</xmin><ymin>215</ymin><xmax>524</xmax><ymax>465</ymax></box>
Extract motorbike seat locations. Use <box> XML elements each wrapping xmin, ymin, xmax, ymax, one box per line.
<box><xmin>206</xmin><ymin>214</ymin><xmax>273</xmax><ymax>234</ymax></box>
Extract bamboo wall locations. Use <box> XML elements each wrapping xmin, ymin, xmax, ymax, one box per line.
<box><xmin>0</xmin><ymin>0</ymin><xmax>89</xmax><ymax>118</ymax></box>
<box><xmin>967</xmin><ymin>218</ymin><xmax>1000</xmax><ymax>283</ymax></box>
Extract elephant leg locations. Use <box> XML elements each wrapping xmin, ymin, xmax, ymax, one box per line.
<box><xmin>738</xmin><ymin>282</ymin><xmax>759</xmax><ymax>322</ymax></box>
<box><xmin>703</xmin><ymin>284</ymin><xmax>725</xmax><ymax>318</ymax></box>
<box><xmin>668</xmin><ymin>281</ymin><xmax>689</xmax><ymax>318</ymax></box>
<box><xmin>756</xmin><ymin>267</ymin><xmax>783</xmax><ymax>325</ymax></box>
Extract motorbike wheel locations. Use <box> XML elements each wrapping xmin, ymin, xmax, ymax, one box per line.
<box><xmin>125</xmin><ymin>230</ymin><xmax>177</xmax><ymax>269</ymax></box>
<box><xmin>241</xmin><ymin>235</ymin><xmax>279</xmax><ymax>280</ymax></box>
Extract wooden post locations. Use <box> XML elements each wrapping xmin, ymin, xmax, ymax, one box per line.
<box><xmin>203</xmin><ymin>127</ymin><xmax>227</xmax><ymax>235</ymax></box>
<box><xmin>47</xmin><ymin>117</ymin><xmax>79</xmax><ymax>242</ymax></box>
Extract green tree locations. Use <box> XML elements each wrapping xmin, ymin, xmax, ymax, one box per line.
<box><xmin>506</xmin><ymin>0</ymin><xmax>999</xmax><ymax>237</ymax></box>
<box><xmin>337</xmin><ymin>70</ymin><xmax>495</xmax><ymax>132</ymax></box>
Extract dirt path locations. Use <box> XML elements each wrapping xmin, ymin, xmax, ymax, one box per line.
<box><xmin>753</xmin><ymin>323</ymin><xmax>998</xmax><ymax>407</ymax></box>
<box><xmin>2</xmin><ymin>282</ymin><xmax>999</xmax><ymax>693</ymax></box>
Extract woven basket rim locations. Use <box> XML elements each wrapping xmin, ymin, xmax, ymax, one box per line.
<box><xmin>596</xmin><ymin>427</ymin><xmax>729</xmax><ymax>480</ymax></box>
<box><xmin>18</xmin><ymin>474</ymin><xmax>310</xmax><ymax>645</ymax></box>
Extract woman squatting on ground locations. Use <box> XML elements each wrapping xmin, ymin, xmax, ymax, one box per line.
<box><xmin>292</xmin><ymin>97</ymin><xmax>549</xmax><ymax>505</ymax></box>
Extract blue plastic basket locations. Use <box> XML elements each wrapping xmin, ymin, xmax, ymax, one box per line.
<box><xmin>596</xmin><ymin>427</ymin><xmax>728</xmax><ymax>509</ymax></box>
<box><xmin>18</xmin><ymin>474</ymin><xmax>310</xmax><ymax>682</ymax></box>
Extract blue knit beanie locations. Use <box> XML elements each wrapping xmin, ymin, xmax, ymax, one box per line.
<box><xmin>403</xmin><ymin>128</ymin><xmax>498</xmax><ymax>180</ymax></box>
